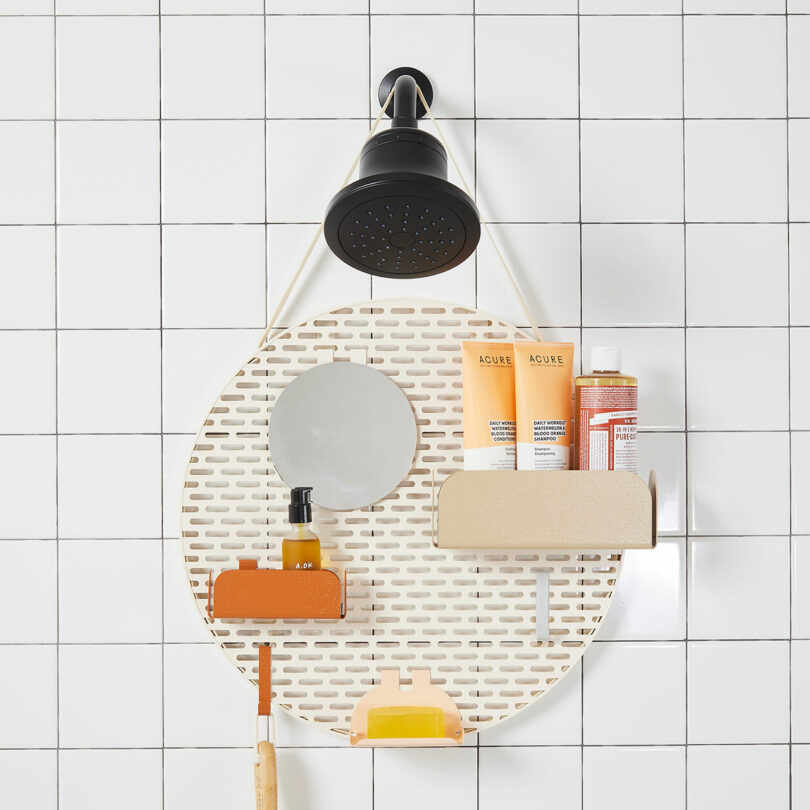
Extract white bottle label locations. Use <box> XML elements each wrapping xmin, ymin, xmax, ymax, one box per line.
<box><xmin>464</xmin><ymin>443</ymin><xmax>516</xmax><ymax>471</ymax></box>
<box><xmin>517</xmin><ymin>442</ymin><xmax>569</xmax><ymax>471</ymax></box>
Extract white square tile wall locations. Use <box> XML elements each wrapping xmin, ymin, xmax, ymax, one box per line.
<box><xmin>0</xmin><ymin>646</ymin><xmax>57</xmax><ymax>748</ymax></box>
<box><xmin>687</xmin><ymin>640</ymin><xmax>790</xmax><ymax>744</ymax></box>
<box><xmin>163</xmin><ymin>644</ymin><xmax>256</xmax><ymax>748</ymax></box>
<box><xmin>57</xmin><ymin>329</ymin><xmax>162</xmax><ymax>433</ymax></box>
<box><xmin>789</xmin><ymin>225</ymin><xmax>810</xmax><ymax>324</ymax></box>
<box><xmin>59</xmin><ymin>644</ymin><xmax>162</xmax><ymax>748</ymax></box>
<box><xmin>0</xmin><ymin>5</ymin><xmax>804</xmax><ymax>809</ymax></box>
<box><xmin>161</xmin><ymin>15</ymin><xmax>264</xmax><ymax>119</ymax></box>
<box><xmin>583</xmin><ymin>746</ymin><xmax>685</xmax><ymax>810</ymax></box>
<box><xmin>580</xmin><ymin>16</ymin><xmax>683</xmax><ymax>118</ymax></box>
<box><xmin>583</xmin><ymin>641</ymin><xmax>686</xmax><ymax>745</ymax></box>
<box><xmin>0</xmin><ymin>122</ymin><xmax>54</xmax><ymax>224</ymax></box>
<box><xmin>59</xmin><ymin>750</ymin><xmax>163</xmax><ymax>810</ymax></box>
<box><xmin>56</xmin><ymin>16</ymin><xmax>159</xmax><ymax>119</ymax></box>
<box><xmin>373</xmin><ymin>748</ymin><xmax>478</xmax><ymax>810</ymax></box>
<box><xmin>0</xmin><ymin>751</ymin><xmax>56</xmax><ymax>810</ymax></box>
<box><xmin>637</xmin><ymin>433</ymin><xmax>686</xmax><ymax>535</ymax></box>
<box><xmin>59</xmin><ymin>539</ymin><xmax>162</xmax><ymax>643</ymax></box>
<box><xmin>162</xmin><ymin>224</ymin><xmax>266</xmax><ymax>328</ymax></box>
<box><xmin>689</xmin><ymin>536</ymin><xmax>790</xmax><ymax>640</ymax></box>
<box><xmin>685</xmin><ymin>120</ymin><xmax>787</xmax><ymax>222</ymax></box>
<box><xmin>686</xmin><ymin>327</ymin><xmax>789</xmax><ymax>430</ymax></box>
<box><xmin>477</xmin><ymin>223</ymin><xmax>580</xmax><ymax>326</ymax></box>
<box><xmin>266</xmin><ymin>119</ymin><xmax>372</xmax><ymax>222</ymax></box>
<box><xmin>581</xmin><ymin>120</ymin><xmax>684</xmax><ymax>222</ymax></box>
<box><xmin>477</xmin><ymin>119</ymin><xmax>580</xmax><ymax>221</ymax></box>
<box><xmin>686</xmin><ymin>224</ymin><xmax>789</xmax><ymax>326</ymax></box>
<box><xmin>479</xmin><ymin>747</ymin><xmax>581</xmax><ymax>810</ymax></box>
<box><xmin>0</xmin><ymin>540</ymin><xmax>57</xmax><ymax>643</ymax></box>
<box><xmin>0</xmin><ymin>436</ymin><xmax>57</xmax><ymax>539</ymax></box>
<box><xmin>581</xmin><ymin>225</ymin><xmax>684</xmax><ymax>326</ymax></box>
<box><xmin>162</xmin><ymin>120</ymin><xmax>265</xmax><ymax>223</ymax></box>
<box><xmin>793</xmin><ymin>432</ymin><xmax>810</xmax><ymax>534</ymax></box>
<box><xmin>57</xmin><ymin>122</ymin><xmax>160</xmax><ymax>224</ymax></box>
<box><xmin>0</xmin><ymin>17</ymin><xmax>54</xmax><ymax>119</ymax></box>
<box><xmin>688</xmin><ymin>745</ymin><xmax>790</xmax><ymax>810</ymax></box>
<box><xmin>0</xmin><ymin>330</ymin><xmax>56</xmax><ymax>433</ymax></box>
<box><xmin>266</xmin><ymin>16</ymin><xmax>369</xmax><ymax>118</ymax></box>
<box><xmin>0</xmin><ymin>227</ymin><xmax>55</xmax><ymax>328</ymax></box>
<box><xmin>790</xmin><ymin>119</ymin><xmax>810</xmax><ymax>221</ymax></box>
<box><xmin>57</xmin><ymin>225</ymin><xmax>161</xmax><ymax>328</ymax></box>
<box><xmin>476</xmin><ymin>16</ymin><xmax>579</xmax><ymax>118</ymax></box>
<box><xmin>684</xmin><ymin>15</ymin><xmax>786</xmax><ymax>118</ymax></box>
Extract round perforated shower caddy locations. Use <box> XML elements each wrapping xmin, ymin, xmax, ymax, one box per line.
<box><xmin>181</xmin><ymin>299</ymin><xmax>623</xmax><ymax>737</ymax></box>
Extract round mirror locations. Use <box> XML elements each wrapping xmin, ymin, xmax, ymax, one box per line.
<box><xmin>268</xmin><ymin>362</ymin><xmax>417</xmax><ymax>510</ymax></box>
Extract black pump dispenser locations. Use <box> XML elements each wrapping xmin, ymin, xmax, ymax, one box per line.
<box><xmin>289</xmin><ymin>487</ymin><xmax>313</xmax><ymax>524</ymax></box>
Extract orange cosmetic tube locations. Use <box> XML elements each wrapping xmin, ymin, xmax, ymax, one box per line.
<box><xmin>514</xmin><ymin>341</ymin><xmax>575</xmax><ymax>471</ymax></box>
<box><xmin>461</xmin><ymin>342</ymin><xmax>516</xmax><ymax>470</ymax></box>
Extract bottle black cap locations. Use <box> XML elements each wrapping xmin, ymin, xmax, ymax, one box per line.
<box><xmin>289</xmin><ymin>487</ymin><xmax>313</xmax><ymax>524</ymax></box>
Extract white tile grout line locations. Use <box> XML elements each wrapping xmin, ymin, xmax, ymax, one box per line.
<box><xmin>366</xmin><ymin>5</ymin><xmax>371</xmax><ymax>311</ymax></box>
<box><xmin>472</xmin><ymin>6</ymin><xmax>480</xmax><ymax>807</ymax></box>
<box><xmin>263</xmin><ymin>1</ymin><xmax>269</xmax><ymax>337</ymax></box>
<box><xmin>0</xmin><ymin>742</ymin><xmax>793</xmax><ymax>751</ymax></box>
<box><xmin>366</xmin><ymin>8</ymin><xmax>375</xmax><ymax>806</ymax></box>
<box><xmin>0</xmin><ymin>327</ymin><xmax>801</xmax><ymax>334</ymax></box>
<box><xmin>52</xmin><ymin>3</ymin><xmax>59</xmax><ymax>806</ymax></box>
<box><xmin>785</xmin><ymin>2</ymin><xmax>794</xmax><ymax>806</ymax></box>
<box><xmin>576</xmin><ymin>2</ymin><xmax>585</xmax><ymax>803</ymax></box>
<box><xmin>7</xmin><ymin>116</ymin><xmax>810</xmax><ymax>120</ymax></box>
<box><xmin>680</xmin><ymin>4</ymin><xmax>690</xmax><ymax>804</ymax></box>
<box><xmin>473</xmin><ymin>2</ymin><xmax>479</xmax><ymax>318</ymax></box>
<box><xmin>5</xmin><ymin>219</ymin><xmax>808</xmax><ymax>225</ymax></box>
<box><xmin>157</xmin><ymin>3</ymin><xmax>166</xmax><ymax>807</ymax></box>
<box><xmin>7</xmin><ymin>10</ymin><xmax>810</xmax><ymax>15</ymax></box>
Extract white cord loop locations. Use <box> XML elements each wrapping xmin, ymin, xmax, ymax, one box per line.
<box><xmin>415</xmin><ymin>86</ymin><xmax>541</xmax><ymax>342</ymax></box>
<box><xmin>258</xmin><ymin>88</ymin><xmax>395</xmax><ymax>348</ymax></box>
<box><xmin>259</xmin><ymin>84</ymin><xmax>542</xmax><ymax>347</ymax></box>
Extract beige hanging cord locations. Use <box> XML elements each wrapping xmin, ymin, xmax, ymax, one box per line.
<box><xmin>259</xmin><ymin>84</ymin><xmax>542</xmax><ymax>348</ymax></box>
<box><xmin>258</xmin><ymin>88</ymin><xmax>395</xmax><ymax>348</ymax></box>
<box><xmin>416</xmin><ymin>85</ymin><xmax>541</xmax><ymax>342</ymax></box>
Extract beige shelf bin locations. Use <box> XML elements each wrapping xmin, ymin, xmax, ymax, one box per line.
<box><xmin>435</xmin><ymin>470</ymin><xmax>657</xmax><ymax>550</ymax></box>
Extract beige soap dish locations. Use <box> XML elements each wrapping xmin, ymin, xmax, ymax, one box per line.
<box><xmin>349</xmin><ymin>668</ymin><xmax>464</xmax><ymax>748</ymax></box>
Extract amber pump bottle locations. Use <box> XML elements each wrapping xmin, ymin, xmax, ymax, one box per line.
<box><xmin>574</xmin><ymin>346</ymin><xmax>638</xmax><ymax>473</ymax></box>
<box><xmin>282</xmin><ymin>487</ymin><xmax>321</xmax><ymax>571</ymax></box>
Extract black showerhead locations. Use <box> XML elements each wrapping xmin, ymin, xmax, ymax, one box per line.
<box><xmin>324</xmin><ymin>68</ymin><xmax>480</xmax><ymax>280</ymax></box>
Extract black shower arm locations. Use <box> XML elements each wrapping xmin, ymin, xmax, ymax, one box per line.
<box><xmin>391</xmin><ymin>74</ymin><xmax>419</xmax><ymax>129</ymax></box>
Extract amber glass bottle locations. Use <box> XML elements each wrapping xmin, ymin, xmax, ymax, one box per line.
<box><xmin>573</xmin><ymin>347</ymin><xmax>638</xmax><ymax>472</ymax></box>
<box><xmin>281</xmin><ymin>487</ymin><xmax>321</xmax><ymax>571</ymax></box>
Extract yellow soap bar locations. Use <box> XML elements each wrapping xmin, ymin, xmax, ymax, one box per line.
<box><xmin>367</xmin><ymin>706</ymin><xmax>445</xmax><ymax>739</ymax></box>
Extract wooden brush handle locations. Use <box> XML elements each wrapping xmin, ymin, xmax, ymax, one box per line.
<box><xmin>254</xmin><ymin>741</ymin><xmax>277</xmax><ymax>810</ymax></box>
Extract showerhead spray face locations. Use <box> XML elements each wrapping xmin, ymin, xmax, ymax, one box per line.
<box><xmin>324</xmin><ymin>67</ymin><xmax>480</xmax><ymax>279</ymax></box>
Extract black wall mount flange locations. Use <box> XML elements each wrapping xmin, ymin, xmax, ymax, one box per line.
<box><xmin>377</xmin><ymin>67</ymin><xmax>434</xmax><ymax>118</ymax></box>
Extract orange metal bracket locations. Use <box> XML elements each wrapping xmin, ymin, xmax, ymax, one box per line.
<box><xmin>207</xmin><ymin>561</ymin><xmax>347</xmax><ymax>620</ymax></box>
